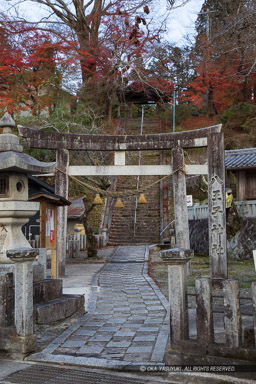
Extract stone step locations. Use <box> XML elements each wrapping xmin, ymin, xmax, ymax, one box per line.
<box><xmin>109</xmin><ymin>232</ymin><xmax>160</xmax><ymax>238</ymax></box>
<box><xmin>109</xmin><ymin>234</ymin><xmax>159</xmax><ymax>240</ymax></box>
<box><xmin>111</xmin><ymin>214</ymin><xmax>160</xmax><ymax>220</ymax></box>
<box><xmin>108</xmin><ymin>240</ymin><xmax>158</xmax><ymax>245</ymax></box>
<box><xmin>109</xmin><ymin>224</ymin><xmax>159</xmax><ymax>230</ymax></box>
<box><xmin>110</xmin><ymin>231</ymin><xmax>159</xmax><ymax>237</ymax></box>
<box><xmin>108</xmin><ymin>240</ymin><xmax>159</xmax><ymax>245</ymax></box>
<box><xmin>110</xmin><ymin>225</ymin><xmax>160</xmax><ymax>230</ymax></box>
<box><xmin>110</xmin><ymin>226</ymin><xmax>160</xmax><ymax>232</ymax></box>
<box><xmin>33</xmin><ymin>279</ymin><xmax>62</xmax><ymax>305</ymax></box>
<box><xmin>33</xmin><ymin>294</ymin><xmax>85</xmax><ymax>324</ymax></box>
<box><xmin>110</xmin><ymin>222</ymin><xmax>159</xmax><ymax>233</ymax></box>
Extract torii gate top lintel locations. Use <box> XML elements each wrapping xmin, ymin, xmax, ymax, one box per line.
<box><xmin>18</xmin><ymin>124</ymin><xmax>222</xmax><ymax>151</ymax></box>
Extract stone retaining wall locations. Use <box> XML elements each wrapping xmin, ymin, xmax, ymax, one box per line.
<box><xmin>189</xmin><ymin>217</ymin><xmax>256</xmax><ymax>259</ymax></box>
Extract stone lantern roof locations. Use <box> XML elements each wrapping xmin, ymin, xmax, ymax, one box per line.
<box><xmin>0</xmin><ymin>113</ymin><xmax>55</xmax><ymax>174</ymax></box>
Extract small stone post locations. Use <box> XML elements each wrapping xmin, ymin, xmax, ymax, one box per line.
<box><xmin>223</xmin><ymin>279</ymin><xmax>241</xmax><ymax>348</ymax></box>
<box><xmin>195</xmin><ymin>277</ymin><xmax>213</xmax><ymax>344</ymax></box>
<box><xmin>37</xmin><ymin>248</ymin><xmax>47</xmax><ymax>280</ymax></box>
<box><xmin>7</xmin><ymin>248</ymin><xmax>38</xmax><ymax>353</ymax></box>
<box><xmin>160</xmin><ymin>248</ymin><xmax>193</xmax><ymax>345</ymax></box>
<box><xmin>74</xmin><ymin>228</ymin><xmax>82</xmax><ymax>257</ymax></box>
<box><xmin>251</xmin><ymin>282</ymin><xmax>256</xmax><ymax>347</ymax></box>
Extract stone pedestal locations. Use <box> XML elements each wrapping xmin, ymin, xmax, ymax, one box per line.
<box><xmin>160</xmin><ymin>248</ymin><xmax>193</xmax><ymax>344</ymax></box>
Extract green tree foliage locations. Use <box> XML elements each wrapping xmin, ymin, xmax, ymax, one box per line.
<box><xmin>148</xmin><ymin>44</ymin><xmax>192</xmax><ymax>96</ymax></box>
<box><xmin>220</xmin><ymin>102</ymin><xmax>256</xmax><ymax>132</ymax></box>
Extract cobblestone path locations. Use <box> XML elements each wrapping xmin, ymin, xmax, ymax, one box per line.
<box><xmin>29</xmin><ymin>246</ymin><xmax>169</xmax><ymax>368</ymax></box>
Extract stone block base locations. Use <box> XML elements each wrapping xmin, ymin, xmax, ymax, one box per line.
<box><xmin>33</xmin><ymin>279</ymin><xmax>62</xmax><ymax>305</ymax></box>
<box><xmin>34</xmin><ymin>294</ymin><xmax>85</xmax><ymax>324</ymax></box>
<box><xmin>165</xmin><ymin>340</ymin><xmax>256</xmax><ymax>365</ymax></box>
<box><xmin>33</xmin><ymin>263</ymin><xmax>45</xmax><ymax>283</ymax></box>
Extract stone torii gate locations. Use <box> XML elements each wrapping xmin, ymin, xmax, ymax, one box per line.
<box><xmin>18</xmin><ymin>124</ymin><xmax>227</xmax><ymax>283</ymax></box>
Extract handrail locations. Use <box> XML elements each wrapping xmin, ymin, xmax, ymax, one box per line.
<box><xmin>160</xmin><ymin>220</ymin><xmax>175</xmax><ymax>236</ymax></box>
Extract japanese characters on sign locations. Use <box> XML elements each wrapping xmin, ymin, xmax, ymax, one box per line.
<box><xmin>209</xmin><ymin>176</ymin><xmax>225</xmax><ymax>271</ymax></box>
<box><xmin>46</xmin><ymin>209</ymin><xmax>54</xmax><ymax>243</ymax></box>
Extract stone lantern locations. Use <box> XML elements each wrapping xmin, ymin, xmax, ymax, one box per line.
<box><xmin>0</xmin><ymin>113</ymin><xmax>55</xmax><ymax>265</ymax></box>
<box><xmin>0</xmin><ymin>113</ymin><xmax>55</xmax><ymax>357</ymax></box>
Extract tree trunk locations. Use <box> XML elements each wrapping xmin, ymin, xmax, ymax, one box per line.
<box><xmin>82</xmin><ymin>201</ymin><xmax>98</xmax><ymax>257</ymax></box>
<box><xmin>207</xmin><ymin>86</ymin><xmax>216</xmax><ymax>116</ymax></box>
<box><xmin>85</xmin><ymin>224</ymin><xmax>98</xmax><ymax>258</ymax></box>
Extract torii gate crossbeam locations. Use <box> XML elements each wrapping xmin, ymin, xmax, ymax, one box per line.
<box><xmin>18</xmin><ymin>125</ymin><xmax>221</xmax><ymax>151</ymax></box>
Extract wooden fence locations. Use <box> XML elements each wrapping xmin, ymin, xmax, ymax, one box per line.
<box><xmin>188</xmin><ymin>200</ymin><xmax>256</xmax><ymax>220</ymax></box>
<box><xmin>66</xmin><ymin>233</ymin><xmax>107</xmax><ymax>258</ymax></box>
<box><xmin>29</xmin><ymin>233</ymin><xmax>107</xmax><ymax>258</ymax></box>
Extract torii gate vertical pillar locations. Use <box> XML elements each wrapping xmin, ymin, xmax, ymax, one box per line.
<box><xmin>55</xmin><ymin>149</ymin><xmax>69</xmax><ymax>277</ymax></box>
<box><xmin>172</xmin><ymin>147</ymin><xmax>190</xmax><ymax>249</ymax></box>
<box><xmin>207</xmin><ymin>132</ymin><xmax>227</xmax><ymax>283</ymax></box>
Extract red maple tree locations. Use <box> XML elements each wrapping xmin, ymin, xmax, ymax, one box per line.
<box><xmin>0</xmin><ymin>20</ymin><xmax>74</xmax><ymax>115</ymax></box>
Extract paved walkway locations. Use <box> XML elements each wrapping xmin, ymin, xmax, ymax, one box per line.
<box><xmin>29</xmin><ymin>246</ymin><xmax>169</xmax><ymax>368</ymax></box>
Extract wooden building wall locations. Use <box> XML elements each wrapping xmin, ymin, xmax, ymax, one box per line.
<box><xmin>237</xmin><ymin>170</ymin><xmax>256</xmax><ymax>201</ymax></box>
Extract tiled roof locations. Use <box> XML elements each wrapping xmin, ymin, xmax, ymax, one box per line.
<box><xmin>28</xmin><ymin>176</ymin><xmax>71</xmax><ymax>206</ymax></box>
<box><xmin>225</xmin><ymin>148</ymin><xmax>256</xmax><ymax>170</ymax></box>
<box><xmin>68</xmin><ymin>197</ymin><xmax>85</xmax><ymax>218</ymax></box>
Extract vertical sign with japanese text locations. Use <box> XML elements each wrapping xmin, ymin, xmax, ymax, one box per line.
<box><xmin>208</xmin><ymin>133</ymin><xmax>227</xmax><ymax>280</ymax></box>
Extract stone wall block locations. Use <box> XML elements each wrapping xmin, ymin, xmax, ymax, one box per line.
<box><xmin>223</xmin><ymin>279</ymin><xmax>242</xmax><ymax>348</ymax></box>
<box><xmin>195</xmin><ymin>277</ymin><xmax>213</xmax><ymax>344</ymax></box>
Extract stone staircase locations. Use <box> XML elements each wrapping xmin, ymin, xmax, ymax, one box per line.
<box><xmin>108</xmin><ymin>117</ymin><xmax>164</xmax><ymax>245</ymax></box>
